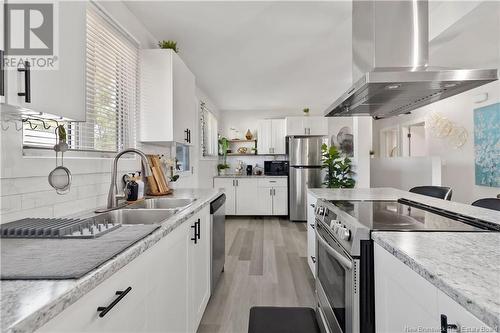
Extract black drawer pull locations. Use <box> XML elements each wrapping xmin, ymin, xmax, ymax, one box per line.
<box><xmin>17</xmin><ymin>61</ymin><xmax>31</xmax><ymax>103</ymax></box>
<box><xmin>310</xmin><ymin>256</ymin><xmax>316</xmax><ymax>263</ymax></box>
<box><xmin>97</xmin><ymin>287</ymin><xmax>132</xmax><ymax>317</ymax></box>
<box><xmin>196</xmin><ymin>218</ymin><xmax>201</xmax><ymax>240</ymax></box>
<box><xmin>440</xmin><ymin>314</ymin><xmax>458</xmax><ymax>332</ymax></box>
<box><xmin>191</xmin><ymin>223</ymin><xmax>197</xmax><ymax>244</ymax></box>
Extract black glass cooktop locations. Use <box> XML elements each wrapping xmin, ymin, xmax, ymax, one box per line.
<box><xmin>329</xmin><ymin>199</ymin><xmax>494</xmax><ymax>231</ymax></box>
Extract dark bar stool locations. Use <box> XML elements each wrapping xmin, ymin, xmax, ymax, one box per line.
<box><xmin>409</xmin><ymin>186</ymin><xmax>453</xmax><ymax>200</ymax></box>
<box><xmin>471</xmin><ymin>198</ymin><xmax>500</xmax><ymax>211</ymax></box>
<box><xmin>248</xmin><ymin>307</ymin><xmax>320</xmax><ymax>333</ymax></box>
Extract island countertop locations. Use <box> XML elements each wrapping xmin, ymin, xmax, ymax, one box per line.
<box><xmin>0</xmin><ymin>188</ymin><xmax>223</xmax><ymax>333</ymax></box>
<box><xmin>372</xmin><ymin>232</ymin><xmax>500</xmax><ymax>330</ymax></box>
<box><xmin>308</xmin><ymin>187</ymin><xmax>500</xmax><ymax>226</ymax></box>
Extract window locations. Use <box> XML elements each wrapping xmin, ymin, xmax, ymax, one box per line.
<box><xmin>200</xmin><ymin>102</ymin><xmax>218</xmax><ymax>157</ymax></box>
<box><xmin>22</xmin><ymin>4</ymin><xmax>139</xmax><ymax>153</ymax></box>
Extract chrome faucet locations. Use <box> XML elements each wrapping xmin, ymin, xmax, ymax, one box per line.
<box><xmin>96</xmin><ymin>148</ymin><xmax>152</xmax><ymax>213</ymax></box>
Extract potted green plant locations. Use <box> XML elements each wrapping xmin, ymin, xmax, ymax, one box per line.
<box><xmin>158</xmin><ymin>40</ymin><xmax>179</xmax><ymax>53</ymax></box>
<box><xmin>303</xmin><ymin>108</ymin><xmax>310</xmax><ymax>116</ymax></box>
<box><xmin>217</xmin><ymin>136</ymin><xmax>230</xmax><ymax>175</ymax></box>
<box><xmin>321</xmin><ymin>143</ymin><xmax>355</xmax><ymax>188</ymax></box>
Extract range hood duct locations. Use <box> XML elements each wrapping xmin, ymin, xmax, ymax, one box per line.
<box><xmin>325</xmin><ymin>0</ymin><xmax>498</xmax><ymax>119</ymax></box>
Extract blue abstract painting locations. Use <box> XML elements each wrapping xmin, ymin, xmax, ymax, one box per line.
<box><xmin>474</xmin><ymin>103</ymin><xmax>500</xmax><ymax>187</ymax></box>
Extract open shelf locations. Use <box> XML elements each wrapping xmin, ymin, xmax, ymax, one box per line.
<box><xmin>228</xmin><ymin>139</ymin><xmax>257</xmax><ymax>143</ymax></box>
<box><xmin>227</xmin><ymin>153</ymin><xmax>258</xmax><ymax>156</ymax></box>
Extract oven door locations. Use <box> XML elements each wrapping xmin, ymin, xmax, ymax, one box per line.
<box><xmin>315</xmin><ymin>220</ymin><xmax>359</xmax><ymax>333</ymax></box>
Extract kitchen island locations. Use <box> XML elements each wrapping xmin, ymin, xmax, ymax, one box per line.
<box><xmin>1</xmin><ymin>188</ymin><xmax>222</xmax><ymax>333</ymax></box>
<box><xmin>308</xmin><ymin>187</ymin><xmax>500</xmax><ymax>332</ymax></box>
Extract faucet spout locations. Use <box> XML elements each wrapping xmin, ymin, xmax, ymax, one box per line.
<box><xmin>98</xmin><ymin>148</ymin><xmax>152</xmax><ymax>212</ymax></box>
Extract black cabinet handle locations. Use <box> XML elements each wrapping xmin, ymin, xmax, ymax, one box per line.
<box><xmin>191</xmin><ymin>223</ymin><xmax>197</xmax><ymax>244</ymax></box>
<box><xmin>310</xmin><ymin>223</ymin><xmax>315</xmax><ymax>229</ymax></box>
<box><xmin>188</xmin><ymin>129</ymin><xmax>191</xmax><ymax>143</ymax></box>
<box><xmin>310</xmin><ymin>256</ymin><xmax>316</xmax><ymax>263</ymax></box>
<box><xmin>17</xmin><ymin>61</ymin><xmax>31</xmax><ymax>103</ymax></box>
<box><xmin>440</xmin><ymin>314</ymin><xmax>458</xmax><ymax>333</ymax></box>
<box><xmin>0</xmin><ymin>50</ymin><xmax>4</xmax><ymax>97</ymax></box>
<box><xmin>196</xmin><ymin>218</ymin><xmax>201</xmax><ymax>240</ymax></box>
<box><xmin>97</xmin><ymin>287</ymin><xmax>132</xmax><ymax>318</ymax></box>
<box><xmin>310</xmin><ymin>203</ymin><xmax>315</xmax><ymax>208</ymax></box>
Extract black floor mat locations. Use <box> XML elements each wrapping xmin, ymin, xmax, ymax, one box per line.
<box><xmin>248</xmin><ymin>306</ymin><xmax>321</xmax><ymax>333</ymax></box>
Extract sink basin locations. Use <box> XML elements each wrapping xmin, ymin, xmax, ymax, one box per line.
<box><xmin>127</xmin><ymin>198</ymin><xmax>196</xmax><ymax>210</ymax></box>
<box><xmin>94</xmin><ymin>209</ymin><xmax>176</xmax><ymax>225</ymax></box>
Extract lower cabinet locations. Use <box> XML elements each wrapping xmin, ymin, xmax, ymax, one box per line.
<box><xmin>214</xmin><ymin>177</ymin><xmax>288</xmax><ymax>216</ymax></box>
<box><xmin>37</xmin><ymin>208</ymin><xmax>211</xmax><ymax>333</ymax></box>
<box><xmin>306</xmin><ymin>193</ymin><xmax>316</xmax><ymax>277</ymax></box>
<box><xmin>374</xmin><ymin>243</ymin><xmax>490</xmax><ymax>333</ymax></box>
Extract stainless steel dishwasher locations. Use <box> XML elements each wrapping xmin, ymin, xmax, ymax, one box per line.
<box><xmin>210</xmin><ymin>194</ymin><xmax>226</xmax><ymax>293</ymax></box>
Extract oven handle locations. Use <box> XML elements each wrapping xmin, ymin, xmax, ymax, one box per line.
<box><xmin>315</xmin><ymin>229</ymin><xmax>353</xmax><ymax>270</ymax></box>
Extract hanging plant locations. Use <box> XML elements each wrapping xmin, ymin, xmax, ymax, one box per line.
<box><xmin>158</xmin><ymin>40</ymin><xmax>179</xmax><ymax>53</ymax></box>
<box><xmin>321</xmin><ymin>143</ymin><xmax>355</xmax><ymax>188</ymax></box>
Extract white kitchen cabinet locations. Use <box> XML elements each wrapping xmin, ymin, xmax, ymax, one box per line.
<box><xmin>37</xmin><ymin>209</ymin><xmax>212</xmax><ymax>333</ymax></box>
<box><xmin>188</xmin><ymin>206</ymin><xmax>211</xmax><ymax>333</ymax></box>
<box><xmin>214</xmin><ymin>177</ymin><xmax>287</xmax><ymax>216</ymax></box>
<box><xmin>256</xmin><ymin>178</ymin><xmax>288</xmax><ymax>215</ymax></box>
<box><xmin>286</xmin><ymin>116</ymin><xmax>328</xmax><ymax>136</ymax></box>
<box><xmin>374</xmin><ymin>243</ymin><xmax>490</xmax><ymax>333</ymax></box>
<box><xmin>235</xmin><ymin>178</ymin><xmax>260</xmax><ymax>215</ymax></box>
<box><xmin>1</xmin><ymin>2</ymin><xmax>5</xmax><ymax>104</ymax></box>
<box><xmin>4</xmin><ymin>1</ymin><xmax>87</xmax><ymax>120</ymax></box>
<box><xmin>213</xmin><ymin>177</ymin><xmax>236</xmax><ymax>215</ymax></box>
<box><xmin>306</xmin><ymin>193</ymin><xmax>316</xmax><ymax>277</ymax></box>
<box><xmin>140</xmin><ymin>49</ymin><xmax>196</xmax><ymax>145</ymax></box>
<box><xmin>257</xmin><ymin>119</ymin><xmax>286</xmax><ymax>155</ymax></box>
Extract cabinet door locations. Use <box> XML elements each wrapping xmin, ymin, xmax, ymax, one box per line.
<box><xmin>305</xmin><ymin>117</ymin><xmax>328</xmax><ymax>136</ymax></box>
<box><xmin>235</xmin><ymin>178</ymin><xmax>259</xmax><ymax>215</ymax></box>
<box><xmin>306</xmin><ymin>193</ymin><xmax>316</xmax><ymax>277</ymax></box>
<box><xmin>173</xmin><ymin>52</ymin><xmax>196</xmax><ymax>145</ymax></box>
<box><xmin>272</xmin><ymin>186</ymin><xmax>288</xmax><ymax>215</ymax></box>
<box><xmin>6</xmin><ymin>1</ymin><xmax>87</xmax><ymax>120</ymax></box>
<box><xmin>188</xmin><ymin>208</ymin><xmax>211</xmax><ymax>333</ymax></box>
<box><xmin>146</xmin><ymin>221</ymin><xmax>189</xmax><ymax>333</ymax></box>
<box><xmin>286</xmin><ymin>117</ymin><xmax>305</xmax><ymax>136</ymax></box>
<box><xmin>437</xmin><ymin>289</ymin><xmax>490</xmax><ymax>331</ymax></box>
<box><xmin>257</xmin><ymin>120</ymin><xmax>272</xmax><ymax>154</ymax></box>
<box><xmin>37</xmin><ymin>245</ymin><xmax>152</xmax><ymax>333</ymax></box>
<box><xmin>213</xmin><ymin>178</ymin><xmax>236</xmax><ymax>215</ymax></box>
<box><xmin>271</xmin><ymin>119</ymin><xmax>286</xmax><ymax>154</ymax></box>
<box><xmin>257</xmin><ymin>186</ymin><xmax>273</xmax><ymax>215</ymax></box>
<box><xmin>374</xmin><ymin>243</ymin><xmax>440</xmax><ymax>332</ymax></box>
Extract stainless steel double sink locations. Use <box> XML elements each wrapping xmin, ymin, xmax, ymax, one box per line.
<box><xmin>95</xmin><ymin>198</ymin><xmax>197</xmax><ymax>226</ymax></box>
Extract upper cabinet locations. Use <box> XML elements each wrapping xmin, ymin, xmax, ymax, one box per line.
<box><xmin>140</xmin><ymin>49</ymin><xmax>196</xmax><ymax>145</ymax></box>
<box><xmin>3</xmin><ymin>1</ymin><xmax>87</xmax><ymax>121</ymax></box>
<box><xmin>257</xmin><ymin>118</ymin><xmax>286</xmax><ymax>154</ymax></box>
<box><xmin>285</xmin><ymin>116</ymin><xmax>328</xmax><ymax>136</ymax></box>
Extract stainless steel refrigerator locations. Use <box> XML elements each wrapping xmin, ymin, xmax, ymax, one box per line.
<box><xmin>288</xmin><ymin>135</ymin><xmax>327</xmax><ymax>221</ymax></box>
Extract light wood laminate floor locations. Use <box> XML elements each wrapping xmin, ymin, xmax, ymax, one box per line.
<box><xmin>198</xmin><ymin>217</ymin><xmax>316</xmax><ymax>333</ymax></box>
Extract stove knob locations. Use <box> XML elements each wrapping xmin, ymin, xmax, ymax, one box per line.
<box><xmin>332</xmin><ymin>221</ymin><xmax>340</xmax><ymax>233</ymax></box>
<box><xmin>318</xmin><ymin>207</ymin><xmax>325</xmax><ymax>215</ymax></box>
<box><xmin>339</xmin><ymin>227</ymin><xmax>351</xmax><ymax>241</ymax></box>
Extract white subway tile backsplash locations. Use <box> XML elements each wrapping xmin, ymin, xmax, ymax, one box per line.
<box><xmin>0</xmin><ymin>206</ymin><xmax>54</xmax><ymax>224</ymax></box>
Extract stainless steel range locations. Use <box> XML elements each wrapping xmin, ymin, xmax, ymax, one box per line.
<box><xmin>313</xmin><ymin>198</ymin><xmax>497</xmax><ymax>333</ymax></box>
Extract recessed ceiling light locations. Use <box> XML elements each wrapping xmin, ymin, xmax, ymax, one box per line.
<box><xmin>385</xmin><ymin>84</ymin><xmax>401</xmax><ymax>90</ymax></box>
<box><xmin>443</xmin><ymin>83</ymin><xmax>458</xmax><ymax>88</ymax></box>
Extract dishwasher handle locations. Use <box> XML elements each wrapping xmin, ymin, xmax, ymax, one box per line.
<box><xmin>210</xmin><ymin>194</ymin><xmax>226</xmax><ymax>214</ymax></box>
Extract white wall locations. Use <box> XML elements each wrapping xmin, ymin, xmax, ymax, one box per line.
<box><xmin>371</xmin><ymin>157</ymin><xmax>442</xmax><ymax>190</ymax></box>
<box><xmin>372</xmin><ymin>1</ymin><xmax>500</xmax><ymax>204</ymax></box>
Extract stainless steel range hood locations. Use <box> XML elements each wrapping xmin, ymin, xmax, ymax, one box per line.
<box><xmin>325</xmin><ymin>0</ymin><xmax>498</xmax><ymax>119</ymax></box>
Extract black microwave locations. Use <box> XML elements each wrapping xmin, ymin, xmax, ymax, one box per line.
<box><xmin>264</xmin><ymin>161</ymin><xmax>289</xmax><ymax>176</ymax></box>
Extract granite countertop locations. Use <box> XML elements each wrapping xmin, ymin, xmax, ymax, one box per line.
<box><xmin>372</xmin><ymin>232</ymin><xmax>500</xmax><ymax>329</ymax></box>
<box><xmin>0</xmin><ymin>188</ymin><xmax>223</xmax><ymax>333</ymax></box>
<box><xmin>308</xmin><ymin>187</ymin><xmax>500</xmax><ymax>226</ymax></box>
<box><xmin>214</xmin><ymin>174</ymin><xmax>288</xmax><ymax>178</ymax></box>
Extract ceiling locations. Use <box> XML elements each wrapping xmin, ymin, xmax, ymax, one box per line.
<box><xmin>125</xmin><ymin>1</ymin><xmax>490</xmax><ymax>113</ymax></box>
<box><xmin>125</xmin><ymin>1</ymin><xmax>352</xmax><ymax>112</ymax></box>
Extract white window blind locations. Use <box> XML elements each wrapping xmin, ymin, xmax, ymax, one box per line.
<box><xmin>200</xmin><ymin>102</ymin><xmax>218</xmax><ymax>157</ymax></box>
<box><xmin>23</xmin><ymin>5</ymin><xmax>139</xmax><ymax>153</ymax></box>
